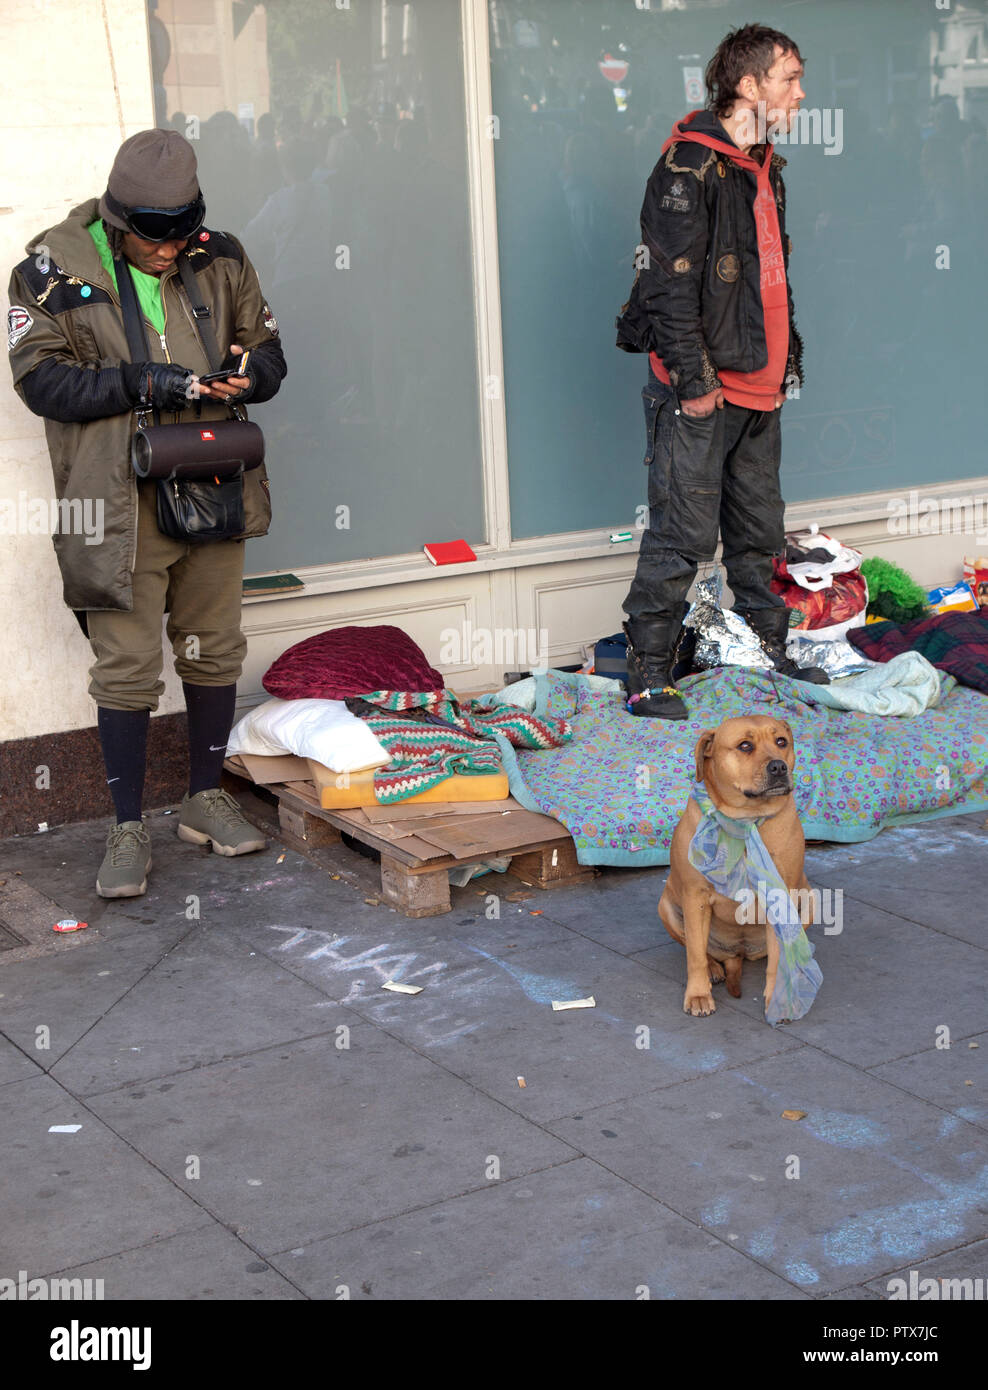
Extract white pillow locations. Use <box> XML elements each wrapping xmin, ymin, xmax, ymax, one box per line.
<box><xmin>228</xmin><ymin>698</ymin><xmax>390</xmax><ymax>773</ymax></box>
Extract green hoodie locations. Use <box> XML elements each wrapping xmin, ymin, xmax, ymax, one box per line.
<box><xmin>87</xmin><ymin>217</ymin><xmax>165</xmax><ymax>335</ymax></box>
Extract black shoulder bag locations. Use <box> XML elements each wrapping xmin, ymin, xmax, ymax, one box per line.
<box><xmin>115</xmin><ymin>253</ymin><xmax>264</xmax><ymax>543</ymax></box>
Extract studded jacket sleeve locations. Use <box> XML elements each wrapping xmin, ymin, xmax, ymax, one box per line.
<box><xmin>7</xmin><ymin>263</ymin><xmax>136</xmax><ymax>423</ymax></box>
<box><xmin>637</xmin><ymin>149</ymin><xmax>723</xmax><ymax>401</ymax></box>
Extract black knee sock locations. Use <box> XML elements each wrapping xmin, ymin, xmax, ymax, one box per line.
<box><xmin>97</xmin><ymin>706</ymin><xmax>150</xmax><ymax>824</ymax></box>
<box><xmin>184</xmin><ymin>682</ymin><xmax>238</xmax><ymax>798</ymax></box>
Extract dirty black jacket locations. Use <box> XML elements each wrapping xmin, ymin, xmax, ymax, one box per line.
<box><xmin>617</xmin><ymin>109</ymin><xmax>804</xmax><ymax>400</ymax></box>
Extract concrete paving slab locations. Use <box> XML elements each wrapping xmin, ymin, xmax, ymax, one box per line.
<box><xmin>868</xmin><ymin>1031</ymin><xmax>987</xmax><ymax>1131</ymax></box>
<box><xmin>543</xmin><ymin>1048</ymin><xmax>988</xmax><ymax>1294</ymax></box>
<box><xmin>86</xmin><ymin>1026</ymin><xmax>578</xmax><ymax>1255</ymax></box>
<box><xmin>1</xmin><ymin>1075</ymin><xmax>206</xmax><ymax>1273</ymax></box>
<box><xmin>522</xmin><ymin>864</ymin><xmax>673</xmax><ymax>956</ymax></box>
<box><xmin>865</xmin><ymin>1235</ymin><xmax>988</xmax><ymax>1301</ymax></box>
<box><xmin>0</xmin><ymin>1034</ymin><xmax>43</xmax><ymax>1088</ymax></box>
<box><xmin>0</xmin><ymin>921</ymin><xmax>191</xmax><ymax>1067</ymax></box>
<box><xmin>803</xmin><ymin>814</ymin><xmax>988</xmax><ymax>949</ymax></box>
<box><xmin>50</xmin><ymin>928</ymin><xmax>355</xmax><ymax>1097</ymax></box>
<box><xmin>257</xmin><ymin>925</ymin><xmax>802</xmax><ymax>1120</ymax></box>
<box><xmin>41</xmin><ymin>1225</ymin><xmax>306</xmax><ymax>1301</ymax></box>
<box><xmin>271</xmin><ymin>1156</ymin><xmax>808</xmax><ymax>1300</ymax></box>
<box><xmin>634</xmin><ymin>899</ymin><xmax>987</xmax><ymax>1070</ymax></box>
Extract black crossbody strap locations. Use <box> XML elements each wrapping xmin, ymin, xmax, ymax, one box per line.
<box><xmin>112</xmin><ymin>255</ymin><xmax>149</xmax><ymax>364</ymax></box>
<box><xmin>176</xmin><ymin>254</ymin><xmax>223</xmax><ymax>372</ymax></box>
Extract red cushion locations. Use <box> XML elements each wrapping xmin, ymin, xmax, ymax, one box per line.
<box><xmin>262</xmin><ymin>625</ymin><xmax>444</xmax><ymax>700</ymax></box>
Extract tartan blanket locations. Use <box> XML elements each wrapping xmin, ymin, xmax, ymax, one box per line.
<box><xmin>355</xmin><ymin>689</ymin><xmax>573</xmax><ymax>803</ymax></box>
<box><xmin>848</xmin><ymin>606</ymin><xmax>988</xmax><ymax>694</ymax></box>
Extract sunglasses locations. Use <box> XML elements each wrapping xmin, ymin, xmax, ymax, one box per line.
<box><xmin>104</xmin><ymin>189</ymin><xmax>206</xmax><ymax>242</ymax></box>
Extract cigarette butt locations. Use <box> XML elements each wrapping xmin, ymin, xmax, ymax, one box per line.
<box><xmin>48</xmin><ymin>1124</ymin><xmax>82</xmax><ymax>1133</ymax></box>
<box><xmin>781</xmin><ymin>1109</ymin><xmax>807</xmax><ymax>1121</ymax></box>
<box><xmin>551</xmin><ymin>997</ymin><xmax>595</xmax><ymax>1011</ymax></box>
<box><xmin>517</xmin><ymin>1077</ymin><xmax>526</xmax><ymax>1088</ymax></box>
<box><xmin>383</xmin><ymin>981</ymin><xmax>423</xmax><ymax>995</ymax></box>
<box><xmin>276</xmin><ymin>852</ymin><xmax>286</xmax><ymax>864</ymax></box>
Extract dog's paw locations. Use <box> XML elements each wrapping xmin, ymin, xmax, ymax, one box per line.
<box><xmin>684</xmin><ymin>989</ymin><xmax>716</xmax><ymax>1017</ymax></box>
<box><xmin>706</xmin><ymin>957</ymin><xmax>726</xmax><ymax>985</ymax></box>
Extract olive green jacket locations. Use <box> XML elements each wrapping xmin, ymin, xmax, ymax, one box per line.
<box><xmin>7</xmin><ymin>197</ymin><xmax>285</xmax><ymax>613</ymax></box>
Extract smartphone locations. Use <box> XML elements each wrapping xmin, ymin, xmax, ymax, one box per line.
<box><xmin>199</xmin><ymin>351</ymin><xmax>250</xmax><ymax>385</ymax></box>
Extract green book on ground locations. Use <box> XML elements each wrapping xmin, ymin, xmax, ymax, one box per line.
<box><xmin>242</xmin><ymin>573</ymin><xmax>304</xmax><ymax>597</ymax></box>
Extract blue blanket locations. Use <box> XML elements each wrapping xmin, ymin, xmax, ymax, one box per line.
<box><xmin>486</xmin><ymin>668</ymin><xmax>988</xmax><ymax>867</ymax></box>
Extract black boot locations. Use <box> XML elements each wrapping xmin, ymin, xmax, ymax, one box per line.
<box><xmin>738</xmin><ymin>607</ymin><xmax>830</xmax><ymax>684</ymax></box>
<box><xmin>623</xmin><ymin>618</ymin><xmax>689</xmax><ymax>718</ymax></box>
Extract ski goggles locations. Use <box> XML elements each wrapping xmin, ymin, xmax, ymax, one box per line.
<box><xmin>103</xmin><ymin>189</ymin><xmax>206</xmax><ymax>242</ymax></box>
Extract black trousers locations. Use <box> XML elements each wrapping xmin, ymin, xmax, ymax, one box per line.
<box><xmin>623</xmin><ymin>369</ymin><xmax>788</xmax><ymax>623</ymax></box>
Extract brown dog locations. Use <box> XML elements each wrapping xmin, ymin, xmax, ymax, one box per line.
<box><xmin>658</xmin><ymin>716</ymin><xmax>815</xmax><ymax>1018</ymax></box>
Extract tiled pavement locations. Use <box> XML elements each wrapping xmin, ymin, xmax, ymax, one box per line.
<box><xmin>0</xmin><ymin>804</ymin><xmax>985</xmax><ymax>1300</ymax></box>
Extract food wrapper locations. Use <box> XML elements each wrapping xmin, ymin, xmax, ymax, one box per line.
<box><xmin>786</xmin><ymin>634</ymin><xmax>875</xmax><ymax>680</ymax></box>
<box><xmin>929</xmin><ymin>582</ymin><xmax>977</xmax><ymax>615</ymax></box>
<box><xmin>683</xmin><ymin>572</ymin><xmax>774</xmax><ymax>671</ymax></box>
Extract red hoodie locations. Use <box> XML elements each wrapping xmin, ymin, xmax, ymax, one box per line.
<box><xmin>648</xmin><ymin>111</ymin><xmax>789</xmax><ymax>411</ymax></box>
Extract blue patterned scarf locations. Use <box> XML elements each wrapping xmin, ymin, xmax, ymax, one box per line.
<box><xmin>687</xmin><ymin>782</ymin><xmax>822</xmax><ymax>1024</ymax></box>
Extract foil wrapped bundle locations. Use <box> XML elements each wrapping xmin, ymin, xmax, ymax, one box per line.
<box><xmin>786</xmin><ymin>634</ymin><xmax>876</xmax><ymax>680</ymax></box>
<box><xmin>682</xmin><ymin>572</ymin><xmax>774</xmax><ymax>671</ymax></box>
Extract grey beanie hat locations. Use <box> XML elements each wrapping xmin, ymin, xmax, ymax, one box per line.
<box><xmin>99</xmin><ymin>128</ymin><xmax>200</xmax><ymax>229</ymax></box>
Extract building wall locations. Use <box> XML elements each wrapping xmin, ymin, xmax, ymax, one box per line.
<box><xmin>1</xmin><ymin>0</ymin><xmax>985</xmax><ymax>834</ymax></box>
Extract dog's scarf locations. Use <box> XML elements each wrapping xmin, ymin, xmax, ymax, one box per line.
<box><xmin>687</xmin><ymin>782</ymin><xmax>822</xmax><ymax>1024</ymax></box>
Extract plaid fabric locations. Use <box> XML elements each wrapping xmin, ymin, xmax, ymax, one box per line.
<box><xmin>847</xmin><ymin>606</ymin><xmax>988</xmax><ymax>695</ymax></box>
<box><xmin>356</xmin><ymin>689</ymin><xmax>573</xmax><ymax>804</ymax></box>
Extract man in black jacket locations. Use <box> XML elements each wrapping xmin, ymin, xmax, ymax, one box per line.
<box><xmin>619</xmin><ymin>24</ymin><xmax>828</xmax><ymax>718</ymax></box>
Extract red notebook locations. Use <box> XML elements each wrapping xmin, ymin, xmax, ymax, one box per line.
<box><xmin>423</xmin><ymin>539</ymin><xmax>477</xmax><ymax>566</ymax></box>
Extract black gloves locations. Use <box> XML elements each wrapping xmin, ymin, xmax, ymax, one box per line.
<box><xmin>122</xmin><ymin>361</ymin><xmax>195</xmax><ymax>412</ymax></box>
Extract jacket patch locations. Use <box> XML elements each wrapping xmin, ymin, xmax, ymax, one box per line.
<box><xmin>716</xmin><ymin>253</ymin><xmax>740</xmax><ymax>283</ymax></box>
<box><xmin>673</xmin><ymin>256</ymin><xmax>691</xmax><ymax>274</ymax></box>
<box><xmin>262</xmin><ymin>304</ymin><xmax>279</xmax><ymax>336</ymax></box>
<box><xmin>7</xmin><ymin>306</ymin><xmax>33</xmax><ymax>349</ymax></box>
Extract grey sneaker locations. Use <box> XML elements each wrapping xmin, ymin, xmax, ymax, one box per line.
<box><xmin>177</xmin><ymin>788</ymin><xmax>267</xmax><ymax>856</ymax></box>
<box><xmin>96</xmin><ymin>820</ymin><xmax>152</xmax><ymax>898</ymax></box>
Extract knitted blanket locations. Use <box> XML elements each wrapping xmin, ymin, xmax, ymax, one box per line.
<box><xmin>355</xmin><ymin>689</ymin><xmax>572</xmax><ymax>804</ymax></box>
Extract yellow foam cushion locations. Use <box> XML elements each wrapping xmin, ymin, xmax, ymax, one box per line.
<box><xmin>306</xmin><ymin>760</ymin><xmax>510</xmax><ymax>809</ymax></box>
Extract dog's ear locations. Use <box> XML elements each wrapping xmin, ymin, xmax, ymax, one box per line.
<box><xmin>694</xmin><ymin>730</ymin><xmax>716</xmax><ymax>782</ymax></box>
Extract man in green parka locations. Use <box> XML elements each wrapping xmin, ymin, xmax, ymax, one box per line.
<box><xmin>7</xmin><ymin>129</ymin><xmax>287</xmax><ymax>896</ymax></box>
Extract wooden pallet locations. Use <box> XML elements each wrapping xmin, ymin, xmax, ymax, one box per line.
<box><xmin>223</xmin><ymin>762</ymin><xmax>594</xmax><ymax>918</ymax></box>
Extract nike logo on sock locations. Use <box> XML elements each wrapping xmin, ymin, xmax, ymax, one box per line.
<box><xmin>107</xmin><ymin>777</ymin><xmax>120</xmax><ymax>784</ymax></box>
<box><xmin>209</xmin><ymin>745</ymin><xmax>227</xmax><ymax>752</ymax></box>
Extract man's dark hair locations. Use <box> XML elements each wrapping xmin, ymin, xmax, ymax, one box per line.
<box><xmin>705</xmin><ymin>23</ymin><xmax>803</xmax><ymax>118</ymax></box>
<box><xmin>102</xmin><ymin>221</ymin><xmax>125</xmax><ymax>257</ymax></box>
